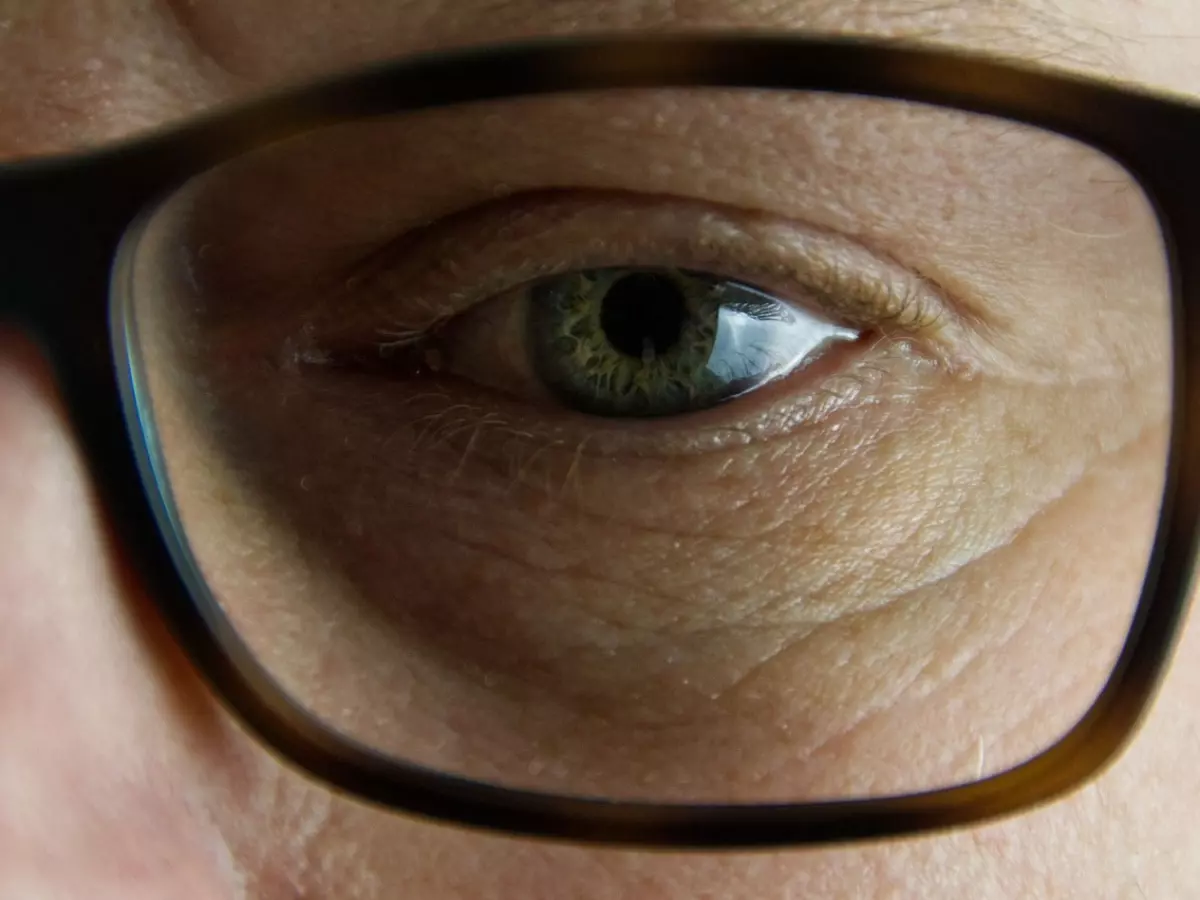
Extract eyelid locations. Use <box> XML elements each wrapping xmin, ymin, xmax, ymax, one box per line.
<box><xmin>306</xmin><ymin>189</ymin><xmax>967</xmax><ymax>367</ymax></box>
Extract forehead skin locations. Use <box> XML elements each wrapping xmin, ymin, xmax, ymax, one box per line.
<box><xmin>1</xmin><ymin>2</ymin><xmax>1200</xmax><ymax>900</ymax></box>
<box><xmin>0</xmin><ymin>0</ymin><xmax>1197</xmax><ymax>153</ymax></box>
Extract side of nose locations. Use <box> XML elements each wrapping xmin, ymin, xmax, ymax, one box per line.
<box><xmin>0</xmin><ymin>328</ymin><xmax>241</xmax><ymax>898</ymax></box>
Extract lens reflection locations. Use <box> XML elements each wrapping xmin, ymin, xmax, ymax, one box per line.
<box><xmin>115</xmin><ymin>89</ymin><xmax>1171</xmax><ymax>803</ymax></box>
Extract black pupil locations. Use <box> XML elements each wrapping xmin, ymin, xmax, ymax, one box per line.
<box><xmin>600</xmin><ymin>272</ymin><xmax>687</xmax><ymax>359</ymax></box>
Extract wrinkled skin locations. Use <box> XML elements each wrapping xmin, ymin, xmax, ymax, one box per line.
<box><xmin>3</xmin><ymin>1</ymin><xmax>1200</xmax><ymax>897</ymax></box>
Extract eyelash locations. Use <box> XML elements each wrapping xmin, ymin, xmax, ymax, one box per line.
<box><xmin>301</xmin><ymin>332</ymin><xmax>923</xmax><ymax>468</ymax></box>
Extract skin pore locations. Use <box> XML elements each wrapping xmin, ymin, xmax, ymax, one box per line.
<box><xmin>2</xmin><ymin>1</ymin><xmax>1200</xmax><ymax>898</ymax></box>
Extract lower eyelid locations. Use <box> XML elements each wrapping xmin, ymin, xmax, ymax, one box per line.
<box><xmin>305</xmin><ymin>327</ymin><xmax>919</xmax><ymax>461</ymax></box>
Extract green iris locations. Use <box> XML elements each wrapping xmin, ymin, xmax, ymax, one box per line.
<box><xmin>526</xmin><ymin>267</ymin><xmax>854</xmax><ymax>418</ymax></box>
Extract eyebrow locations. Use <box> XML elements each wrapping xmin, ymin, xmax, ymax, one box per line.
<box><xmin>163</xmin><ymin>0</ymin><xmax>1130</xmax><ymax>87</ymax></box>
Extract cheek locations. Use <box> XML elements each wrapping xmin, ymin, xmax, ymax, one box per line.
<box><xmin>131</xmin><ymin>306</ymin><xmax>1166</xmax><ymax>804</ymax></box>
<box><xmin>0</xmin><ymin>334</ymin><xmax>240</xmax><ymax>897</ymax></box>
<box><xmin>206</xmin><ymin>605</ymin><xmax>1200</xmax><ymax>900</ymax></box>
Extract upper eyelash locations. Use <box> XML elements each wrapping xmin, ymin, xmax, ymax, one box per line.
<box><xmin>310</xmin><ymin>188</ymin><xmax>961</xmax><ymax>349</ymax></box>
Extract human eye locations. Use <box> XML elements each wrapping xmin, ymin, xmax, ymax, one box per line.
<box><xmin>396</xmin><ymin>264</ymin><xmax>858</xmax><ymax>419</ymax></box>
<box><xmin>118</xmin><ymin>89</ymin><xmax>1171</xmax><ymax>805</ymax></box>
<box><xmin>306</xmin><ymin>190</ymin><xmax>946</xmax><ymax>453</ymax></box>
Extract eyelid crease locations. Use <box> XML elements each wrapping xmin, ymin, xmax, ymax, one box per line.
<box><xmin>304</xmin><ymin>188</ymin><xmax>974</xmax><ymax>372</ymax></box>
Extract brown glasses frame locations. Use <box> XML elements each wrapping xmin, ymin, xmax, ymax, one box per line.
<box><xmin>2</xmin><ymin>33</ymin><xmax>1199</xmax><ymax>848</ymax></box>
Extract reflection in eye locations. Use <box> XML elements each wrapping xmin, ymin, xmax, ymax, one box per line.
<box><xmin>525</xmin><ymin>267</ymin><xmax>859</xmax><ymax>417</ymax></box>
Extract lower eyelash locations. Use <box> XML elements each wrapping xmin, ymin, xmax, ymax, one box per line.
<box><xmin>300</xmin><ymin>330</ymin><xmax>927</xmax><ymax>468</ymax></box>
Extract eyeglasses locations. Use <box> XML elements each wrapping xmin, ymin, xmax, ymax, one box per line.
<box><xmin>3</xmin><ymin>32</ymin><xmax>1198</xmax><ymax>848</ymax></box>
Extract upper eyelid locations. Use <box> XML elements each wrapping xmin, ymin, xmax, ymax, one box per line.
<box><xmin>309</xmin><ymin>188</ymin><xmax>969</xmax><ymax>360</ymax></box>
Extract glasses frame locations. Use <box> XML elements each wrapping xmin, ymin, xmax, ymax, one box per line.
<box><xmin>2</xmin><ymin>32</ymin><xmax>1199</xmax><ymax>848</ymax></box>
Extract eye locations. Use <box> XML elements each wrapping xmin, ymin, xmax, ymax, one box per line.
<box><xmin>294</xmin><ymin>191</ymin><xmax>949</xmax><ymax>451</ymax></box>
<box><xmin>429</xmin><ymin>266</ymin><xmax>859</xmax><ymax>419</ymax></box>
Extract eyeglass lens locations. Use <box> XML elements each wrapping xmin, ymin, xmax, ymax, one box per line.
<box><xmin>112</xmin><ymin>88</ymin><xmax>1171</xmax><ymax>803</ymax></box>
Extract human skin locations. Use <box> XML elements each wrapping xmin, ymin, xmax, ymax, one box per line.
<box><xmin>2</xmin><ymin>1</ymin><xmax>1200</xmax><ymax>898</ymax></box>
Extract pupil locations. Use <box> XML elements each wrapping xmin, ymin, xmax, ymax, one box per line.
<box><xmin>600</xmin><ymin>272</ymin><xmax>687</xmax><ymax>359</ymax></box>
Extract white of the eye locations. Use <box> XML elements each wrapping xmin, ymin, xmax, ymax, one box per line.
<box><xmin>706</xmin><ymin>297</ymin><xmax>859</xmax><ymax>383</ymax></box>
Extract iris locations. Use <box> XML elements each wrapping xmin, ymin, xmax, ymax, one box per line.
<box><xmin>527</xmin><ymin>267</ymin><xmax>857</xmax><ymax>417</ymax></box>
